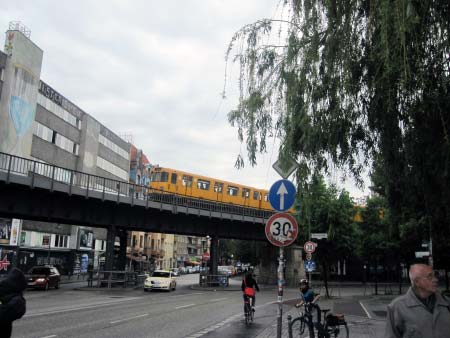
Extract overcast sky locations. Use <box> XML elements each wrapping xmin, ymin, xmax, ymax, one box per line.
<box><xmin>1</xmin><ymin>1</ymin><xmax>368</xmax><ymax>198</ymax></box>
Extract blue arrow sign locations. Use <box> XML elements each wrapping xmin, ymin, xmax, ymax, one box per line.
<box><xmin>305</xmin><ymin>260</ymin><xmax>316</xmax><ymax>272</ymax></box>
<box><xmin>269</xmin><ymin>179</ymin><xmax>296</xmax><ymax>212</ymax></box>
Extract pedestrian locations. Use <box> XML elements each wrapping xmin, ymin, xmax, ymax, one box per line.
<box><xmin>385</xmin><ymin>263</ymin><xmax>450</xmax><ymax>338</ymax></box>
<box><xmin>0</xmin><ymin>268</ymin><xmax>27</xmax><ymax>338</ymax></box>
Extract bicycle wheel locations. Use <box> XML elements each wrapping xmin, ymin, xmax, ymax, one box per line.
<box><xmin>244</xmin><ymin>303</ymin><xmax>251</xmax><ymax>325</ymax></box>
<box><xmin>290</xmin><ymin>317</ymin><xmax>313</xmax><ymax>338</ymax></box>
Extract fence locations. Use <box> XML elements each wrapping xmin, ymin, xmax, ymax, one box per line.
<box><xmin>95</xmin><ymin>270</ymin><xmax>147</xmax><ymax>288</ymax></box>
<box><xmin>0</xmin><ymin>151</ymin><xmax>273</xmax><ymax>220</ymax></box>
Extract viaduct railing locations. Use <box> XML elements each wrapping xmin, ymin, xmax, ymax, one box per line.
<box><xmin>0</xmin><ymin>152</ymin><xmax>274</xmax><ymax>221</ymax></box>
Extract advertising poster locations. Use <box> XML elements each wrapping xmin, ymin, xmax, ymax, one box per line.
<box><xmin>9</xmin><ymin>219</ymin><xmax>21</xmax><ymax>246</ymax></box>
<box><xmin>79</xmin><ymin>229</ymin><xmax>94</xmax><ymax>250</ymax></box>
<box><xmin>0</xmin><ymin>218</ymin><xmax>12</xmax><ymax>245</ymax></box>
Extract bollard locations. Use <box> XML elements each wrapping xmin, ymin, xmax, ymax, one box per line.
<box><xmin>287</xmin><ymin>314</ymin><xmax>293</xmax><ymax>338</ymax></box>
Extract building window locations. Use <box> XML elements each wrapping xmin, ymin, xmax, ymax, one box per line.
<box><xmin>96</xmin><ymin>156</ymin><xmax>128</xmax><ymax>181</ymax></box>
<box><xmin>37</xmin><ymin>94</ymin><xmax>79</xmax><ymax>128</ymax></box>
<box><xmin>33</xmin><ymin>121</ymin><xmax>79</xmax><ymax>155</ymax></box>
<box><xmin>98</xmin><ymin>134</ymin><xmax>129</xmax><ymax>160</ymax></box>
<box><xmin>42</xmin><ymin>235</ymin><xmax>50</xmax><ymax>246</ymax></box>
<box><xmin>54</xmin><ymin>235</ymin><xmax>69</xmax><ymax>248</ymax></box>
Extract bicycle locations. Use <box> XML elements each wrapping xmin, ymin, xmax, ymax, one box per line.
<box><xmin>315</xmin><ymin>307</ymin><xmax>349</xmax><ymax>338</ymax></box>
<box><xmin>243</xmin><ymin>295</ymin><xmax>254</xmax><ymax>325</ymax></box>
<box><xmin>288</xmin><ymin>297</ymin><xmax>349</xmax><ymax>338</ymax></box>
<box><xmin>289</xmin><ymin>296</ymin><xmax>320</xmax><ymax>338</ymax></box>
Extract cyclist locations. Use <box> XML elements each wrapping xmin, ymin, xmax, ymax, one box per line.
<box><xmin>296</xmin><ymin>279</ymin><xmax>315</xmax><ymax>305</ymax></box>
<box><xmin>241</xmin><ymin>272</ymin><xmax>260</xmax><ymax>311</ymax></box>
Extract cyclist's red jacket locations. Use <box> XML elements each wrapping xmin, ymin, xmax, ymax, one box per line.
<box><xmin>241</xmin><ymin>275</ymin><xmax>260</xmax><ymax>292</ymax></box>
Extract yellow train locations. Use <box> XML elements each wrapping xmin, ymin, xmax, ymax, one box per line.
<box><xmin>149</xmin><ymin>166</ymin><xmax>273</xmax><ymax>210</ymax></box>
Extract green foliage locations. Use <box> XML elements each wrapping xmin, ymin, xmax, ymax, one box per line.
<box><xmin>226</xmin><ymin>0</ymin><xmax>450</xmax><ymax>268</ymax></box>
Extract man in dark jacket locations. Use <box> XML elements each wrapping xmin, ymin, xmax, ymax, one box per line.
<box><xmin>0</xmin><ymin>268</ymin><xmax>27</xmax><ymax>338</ymax></box>
<box><xmin>241</xmin><ymin>272</ymin><xmax>260</xmax><ymax>310</ymax></box>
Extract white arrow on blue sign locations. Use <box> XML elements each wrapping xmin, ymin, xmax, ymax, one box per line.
<box><xmin>269</xmin><ymin>179</ymin><xmax>296</xmax><ymax>212</ymax></box>
<box><xmin>305</xmin><ymin>260</ymin><xmax>316</xmax><ymax>272</ymax></box>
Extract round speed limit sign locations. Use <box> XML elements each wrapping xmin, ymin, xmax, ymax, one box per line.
<box><xmin>265</xmin><ymin>212</ymin><xmax>298</xmax><ymax>247</ymax></box>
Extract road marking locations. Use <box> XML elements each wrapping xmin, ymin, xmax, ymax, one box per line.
<box><xmin>359</xmin><ymin>301</ymin><xmax>372</xmax><ymax>319</ymax></box>
<box><xmin>175</xmin><ymin>303</ymin><xmax>196</xmax><ymax>309</ymax></box>
<box><xmin>169</xmin><ymin>292</ymin><xmax>203</xmax><ymax>298</ymax></box>
<box><xmin>110</xmin><ymin>313</ymin><xmax>148</xmax><ymax>324</ymax></box>
<box><xmin>24</xmin><ymin>297</ymin><xmax>140</xmax><ymax>318</ymax></box>
<box><xmin>39</xmin><ymin>335</ymin><xmax>57</xmax><ymax>338</ymax></box>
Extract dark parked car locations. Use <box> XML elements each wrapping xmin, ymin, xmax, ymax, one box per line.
<box><xmin>26</xmin><ymin>265</ymin><xmax>61</xmax><ymax>290</ymax></box>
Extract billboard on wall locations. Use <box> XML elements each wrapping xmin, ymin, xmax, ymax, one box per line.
<box><xmin>79</xmin><ymin>229</ymin><xmax>94</xmax><ymax>250</ymax></box>
<box><xmin>0</xmin><ymin>218</ymin><xmax>21</xmax><ymax>246</ymax></box>
<box><xmin>0</xmin><ymin>28</ymin><xmax>43</xmax><ymax>157</ymax></box>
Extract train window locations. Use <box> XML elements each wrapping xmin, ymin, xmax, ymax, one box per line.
<box><xmin>151</xmin><ymin>171</ymin><xmax>161</xmax><ymax>182</ymax></box>
<box><xmin>264</xmin><ymin>194</ymin><xmax>269</xmax><ymax>202</ymax></box>
<box><xmin>160</xmin><ymin>172</ymin><xmax>169</xmax><ymax>182</ymax></box>
<box><xmin>171</xmin><ymin>173</ymin><xmax>177</xmax><ymax>184</ymax></box>
<box><xmin>214</xmin><ymin>182</ymin><xmax>223</xmax><ymax>193</ymax></box>
<box><xmin>253</xmin><ymin>191</ymin><xmax>260</xmax><ymax>200</ymax></box>
<box><xmin>227</xmin><ymin>185</ymin><xmax>239</xmax><ymax>196</ymax></box>
<box><xmin>242</xmin><ymin>188</ymin><xmax>250</xmax><ymax>198</ymax></box>
<box><xmin>182</xmin><ymin>175</ymin><xmax>193</xmax><ymax>187</ymax></box>
<box><xmin>197</xmin><ymin>179</ymin><xmax>210</xmax><ymax>190</ymax></box>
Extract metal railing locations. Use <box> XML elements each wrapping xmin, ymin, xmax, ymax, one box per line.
<box><xmin>0</xmin><ymin>152</ymin><xmax>274</xmax><ymax>220</ymax></box>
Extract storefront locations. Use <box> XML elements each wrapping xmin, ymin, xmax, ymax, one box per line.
<box><xmin>0</xmin><ymin>218</ymin><xmax>21</xmax><ymax>276</ymax></box>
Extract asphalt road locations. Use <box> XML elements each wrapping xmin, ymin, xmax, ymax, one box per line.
<box><xmin>14</xmin><ymin>274</ymin><xmax>300</xmax><ymax>338</ymax></box>
<box><xmin>13</xmin><ymin>275</ymin><xmax>393</xmax><ymax>338</ymax></box>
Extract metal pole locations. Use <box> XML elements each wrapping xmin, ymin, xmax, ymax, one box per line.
<box><xmin>277</xmin><ymin>246</ymin><xmax>285</xmax><ymax>338</ymax></box>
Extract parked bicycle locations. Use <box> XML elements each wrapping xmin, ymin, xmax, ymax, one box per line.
<box><xmin>243</xmin><ymin>295</ymin><xmax>254</xmax><ymax>325</ymax></box>
<box><xmin>288</xmin><ymin>295</ymin><xmax>349</xmax><ymax>338</ymax></box>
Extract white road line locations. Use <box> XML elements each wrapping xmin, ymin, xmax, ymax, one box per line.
<box><xmin>39</xmin><ymin>335</ymin><xmax>57</xmax><ymax>338</ymax></box>
<box><xmin>359</xmin><ymin>301</ymin><xmax>372</xmax><ymax>319</ymax></box>
<box><xmin>169</xmin><ymin>292</ymin><xmax>203</xmax><ymax>298</ymax></box>
<box><xmin>110</xmin><ymin>313</ymin><xmax>149</xmax><ymax>324</ymax></box>
<box><xmin>175</xmin><ymin>303</ymin><xmax>196</xmax><ymax>310</ymax></box>
<box><xmin>24</xmin><ymin>298</ymin><xmax>139</xmax><ymax>318</ymax></box>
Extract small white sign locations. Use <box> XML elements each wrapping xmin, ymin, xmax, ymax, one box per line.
<box><xmin>311</xmin><ymin>233</ymin><xmax>328</xmax><ymax>240</ymax></box>
<box><xmin>415</xmin><ymin>251</ymin><xmax>430</xmax><ymax>258</ymax></box>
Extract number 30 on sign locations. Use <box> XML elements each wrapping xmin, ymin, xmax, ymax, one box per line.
<box><xmin>265</xmin><ymin>212</ymin><xmax>299</xmax><ymax>247</ymax></box>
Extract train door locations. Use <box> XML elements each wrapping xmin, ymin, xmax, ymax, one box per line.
<box><xmin>253</xmin><ymin>190</ymin><xmax>260</xmax><ymax>209</ymax></box>
<box><xmin>182</xmin><ymin>175</ymin><xmax>193</xmax><ymax>196</ymax></box>
<box><xmin>214</xmin><ymin>182</ymin><xmax>224</xmax><ymax>202</ymax></box>
<box><xmin>242</xmin><ymin>188</ymin><xmax>250</xmax><ymax>207</ymax></box>
<box><xmin>170</xmin><ymin>173</ymin><xmax>177</xmax><ymax>193</ymax></box>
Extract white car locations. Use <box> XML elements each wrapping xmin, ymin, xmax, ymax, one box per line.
<box><xmin>144</xmin><ymin>270</ymin><xmax>176</xmax><ymax>292</ymax></box>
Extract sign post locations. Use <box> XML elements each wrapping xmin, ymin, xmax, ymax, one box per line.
<box><xmin>265</xmin><ymin>212</ymin><xmax>298</xmax><ymax>338</ymax></box>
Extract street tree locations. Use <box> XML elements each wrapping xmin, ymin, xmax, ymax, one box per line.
<box><xmin>225</xmin><ymin>0</ymin><xmax>450</xmax><ymax>269</ymax></box>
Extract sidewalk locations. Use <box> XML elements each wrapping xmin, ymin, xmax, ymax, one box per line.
<box><xmin>255</xmin><ymin>296</ymin><xmax>388</xmax><ymax>338</ymax></box>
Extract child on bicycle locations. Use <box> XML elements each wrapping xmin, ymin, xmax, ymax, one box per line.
<box><xmin>241</xmin><ymin>272</ymin><xmax>260</xmax><ymax>310</ymax></box>
<box><xmin>296</xmin><ymin>279</ymin><xmax>319</xmax><ymax>307</ymax></box>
